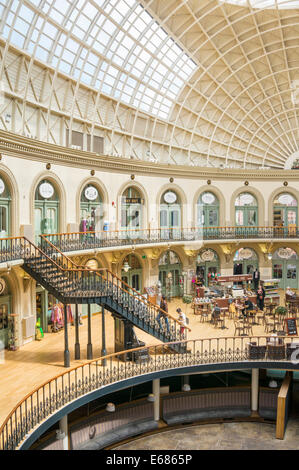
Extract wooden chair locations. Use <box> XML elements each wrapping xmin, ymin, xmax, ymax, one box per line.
<box><xmin>264</xmin><ymin>316</ymin><xmax>275</xmax><ymax>334</ymax></box>
<box><xmin>243</xmin><ymin>319</ymin><xmax>253</xmax><ymax>336</ymax></box>
<box><xmin>233</xmin><ymin>319</ymin><xmax>243</xmax><ymax>336</ymax></box>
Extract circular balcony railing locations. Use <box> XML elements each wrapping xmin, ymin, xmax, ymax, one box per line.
<box><xmin>1</xmin><ymin>335</ymin><xmax>299</xmax><ymax>450</ymax></box>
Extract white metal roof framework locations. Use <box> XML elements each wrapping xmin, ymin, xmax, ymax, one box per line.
<box><xmin>0</xmin><ymin>0</ymin><xmax>298</xmax><ymax>169</ymax></box>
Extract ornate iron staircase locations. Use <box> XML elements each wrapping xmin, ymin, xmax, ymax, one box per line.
<box><xmin>10</xmin><ymin>236</ymin><xmax>188</xmax><ymax>353</ymax></box>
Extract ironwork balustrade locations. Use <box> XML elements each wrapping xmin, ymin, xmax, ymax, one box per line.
<box><xmin>1</xmin><ymin>335</ymin><xmax>299</xmax><ymax>450</ymax></box>
<box><xmin>41</xmin><ymin>225</ymin><xmax>299</xmax><ymax>254</ymax></box>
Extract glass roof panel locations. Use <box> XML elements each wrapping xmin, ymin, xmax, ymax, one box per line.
<box><xmin>0</xmin><ymin>0</ymin><xmax>197</xmax><ymax>119</ymax></box>
<box><xmin>220</xmin><ymin>0</ymin><xmax>299</xmax><ymax>7</ymax></box>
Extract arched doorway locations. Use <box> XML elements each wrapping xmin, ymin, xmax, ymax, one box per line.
<box><xmin>235</xmin><ymin>193</ymin><xmax>258</xmax><ymax>228</ymax></box>
<box><xmin>160</xmin><ymin>190</ymin><xmax>181</xmax><ymax>239</ymax></box>
<box><xmin>0</xmin><ymin>176</ymin><xmax>11</xmax><ymax>238</ymax></box>
<box><xmin>0</xmin><ymin>276</ymin><xmax>12</xmax><ymax>349</ymax></box>
<box><xmin>80</xmin><ymin>184</ymin><xmax>103</xmax><ymax>233</ymax></box>
<box><xmin>233</xmin><ymin>248</ymin><xmax>259</xmax><ymax>275</ymax></box>
<box><xmin>34</xmin><ymin>180</ymin><xmax>60</xmax><ymax>243</ymax></box>
<box><xmin>158</xmin><ymin>250</ymin><xmax>183</xmax><ymax>299</ymax></box>
<box><xmin>121</xmin><ymin>187</ymin><xmax>143</xmax><ymax>238</ymax></box>
<box><xmin>273</xmin><ymin>193</ymin><xmax>297</xmax><ymax>230</ymax></box>
<box><xmin>121</xmin><ymin>254</ymin><xmax>142</xmax><ymax>293</ymax></box>
<box><xmin>272</xmin><ymin>247</ymin><xmax>298</xmax><ymax>290</ymax></box>
<box><xmin>197</xmin><ymin>192</ymin><xmax>219</xmax><ymax>231</ymax></box>
<box><xmin>196</xmin><ymin>249</ymin><xmax>220</xmax><ymax>287</ymax></box>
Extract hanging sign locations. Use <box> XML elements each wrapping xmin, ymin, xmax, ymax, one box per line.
<box><xmin>39</xmin><ymin>182</ymin><xmax>54</xmax><ymax>199</ymax></box>
<box><xmin>164</xmin><ymin>191</ymin><xmax>177</xmax><ymax>204</ymax></box>
<box><xmin>277</xmin><ymin>248</ymin><xmax>295</xmax><ymax>259</ymax></box>
<box><xmin>0</xmin><ymin>179</ymin><xmax>5</xmax><ymax>196</ymax></box>
<box><xmin>0</xmin><ymin>278</ymin><xmax>6</xmax><ymax>295</ymax></box>
<box><xmin>85</xmin><ymin>186</ymin><xmax>98</xmax><ymax>201</ymax></box>
<box><xmin>202</xmin><ymin>193</ymin><xmax>215</xmax><ymax>205</ymax></box>
<box><xmin>278</xmin><ymin>194</ymin><xmax>294</xmax><ymax>206</ymax></box>
<box><xmin>200</xmin><ymin>249</ymin><xmax>215</xmax><ymax>262</ymax></box>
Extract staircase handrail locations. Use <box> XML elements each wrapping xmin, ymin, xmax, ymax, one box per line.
<box><xmin>40</xmin><ymin>235</ymin><xmax>191</xmax><ymax>331</ymax></box>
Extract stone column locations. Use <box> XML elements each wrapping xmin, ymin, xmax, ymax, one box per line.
<box><xmin>153</xmin><ymin>379</ymin><xmax>160</xmax><ymax>421</ymax></box>
<box><xmin>251</xmin><ymin>368</ymin><xmax>259</xmax><ymax>413</ymax></box>
<box><xmin>59</xmin><ymin>415</ymin><xmax>69</xmax><ymax>450</ymax></box>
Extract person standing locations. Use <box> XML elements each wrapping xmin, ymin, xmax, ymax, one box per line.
<box><xmin>256</xmin><ymin>284</ymin><xmax>266</xmax><ymax>311</ymax></box>
<box><xmin>156</xmin><ymin>296</ymin><xmax>170</xmax><ymax>334</ymax></box>
<box><xmin>253</xmin><ymin>268</ymin><xmax>260</xmax><ymax>291</ymax></box>
<box><xmin>177</xmin><ymin>308</ymin><xmax>187</xmax><ymax>339</ymax></box>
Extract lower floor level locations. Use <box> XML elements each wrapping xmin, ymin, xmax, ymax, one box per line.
<box><xmin>1</xmin><ymin>241</ymin><xmax>299</xmax><ymax>351</ymax></box>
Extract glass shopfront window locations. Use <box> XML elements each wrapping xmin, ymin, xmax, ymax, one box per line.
<box><xmin>160</xmin><ymin>190</ymin><xmax>181</xmax><ymax>239</ymax></box>
<box><xmin>121</xmin><ymin>254</ymin><xmax>142</xmax><ymax>293</ymax></box>
<box><xmin>121</xmin><ymin>187</ymin><xmax>143</xmax><ymax>238</ymax></box>
<box><xmin>235</xmin><ymin>193</ymin><xmax>258</xmax><ymax>227</ymax></box>
<box><xmin>233</xmin><ymin>248</ymin><xmax>259</xmax><ymax>275</ymax></box>
<box><xmin>196</xmin><ymin>249</ymin><xmax>220</xmax><ymax>286</ymax></box>
<box><xmin>272</xmin><ymin>247</ymin><xmax>298</xmax><ymax>289</ymax></box>
<box><xmin>158</xmin><ymin>250</ymin><xmax>183</xmax><ymax>299</ymax></box>
<box><xmin>197</xmin><ymin>192</ymin><xmax>219</xmax><ymax>228</ymax></box>
<box><xmin>34</xmin><ymin>180</ymin><xmax>59</xmax><ymax>243</ymax></box>
<box><xmin>273</xmin><ymin>193</ymin><xmax>297</xmax><ymax>229</ymax></box>
<box><xmin>80</xmin><ymin>184</ymin><xmax>102</xmax><ymax>233</ymax></box>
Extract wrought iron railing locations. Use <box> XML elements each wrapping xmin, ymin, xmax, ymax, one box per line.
<box><xmin>1</xmin><ymin>335</ymin><xmax>299</xmax><ymax>450</ymax></box>
<box><xmin>0</xmin><ymin>236</ymin><xmax>187</xmax><ymax>343</ymax></box>
<box><xmin>41</xmin><ymin>225</ymin><xmax>299</xmax><ymax>253</ymax></box>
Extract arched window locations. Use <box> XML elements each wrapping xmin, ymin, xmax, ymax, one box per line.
<box><xmin>235</xmin><ymin>193</ymin><xmax>258</xmax><ymax>226</ymax></box>
<box><xmin>273</xmin><ymin>193</ymin><xmax>297</xmax><ymax>228</ymax></box>
<box><xmin>121</xmin><ymin>187</ymin><xmax>143</xmax><ymax>235</ymax></box>
<box><xmin>233</xmin><ymin>248</ymin><xmax>258</xmax><ymax>275</ymax></box>
<box><xmin>273</xmin><ymin>247</ymin><xmax>298</xmax><ymax>290</ymax></box>
<box><xmin>80</xmin><ymin>184</ymin><xmax>102</xmax><ymax>232</ymax></box>
<box><xmin>34</xmin><ymin>180</ymin><xmax>59</xmax><ymax>242</ymax></box>
<box><xmin>158</xmin><ymin>250</ymin><xmax>183</xmax><ymax>298</ymax></box>
<box><xmin>160</xmin><ymin>190</ymin><xmax>181</xmax><ymax>239</ymax></box>
<box><xmin>197</xmin><ymin>192</ymin><xmax>219</xmax><ymax>227</ymax></box>
<box><xmin>0</xmin><ymin>176</ymin><xmax>11</xmax><ymax>238</ymax></box>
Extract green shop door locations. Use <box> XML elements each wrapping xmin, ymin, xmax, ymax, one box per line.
<box><xmin>35</xmin><ymin>202</ymin><xmax>59</xmax><ymax>243</ymax></box>
<box><xmin>273</xmin><ymin>259</ymin><xmax>298</xmax><ymax>290</ymax></box>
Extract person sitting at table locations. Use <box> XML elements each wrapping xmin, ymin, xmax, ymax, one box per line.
<box><xmin>211</xmin><ymin>300</ymin><xmax>221</xmax><ymax>324</ymax></box>
<box><xmin>229</xmin><ymin>299</ymin><xmax>238</xmax><ymax>319</ymax></box>
<box><xmin>244</xmin><ymin>296</ymin><xmax>255</xmax><ymax>317</ymax></box>
<box><xmin>235</xmin><ymin>298</ymin><xmax>245</xmax><ymax>318</ymax></box>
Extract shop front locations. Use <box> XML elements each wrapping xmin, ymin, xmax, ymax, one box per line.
<box><xmin>196</xmin><ymin>248</ymin><xmax>220</xmax><ymax>286</ymax></box>
<box><xmin>197</xmin><ymin>192</ymin><xmax>219</xmax><ymax>236</ymax></box>
<box><xmin>34</xmin><ymin>180</ymin><xmax>59</xmax><ymax>243</ymax></box>
<box><xmin>121</xmin><ymin>187</ymin><xmax>143</xmax><ymax>238</ymax></box>
<box><xmin>80</xmin><ymin>184</ymin><xmax>103</xmax><ymax>233</ymax></box>
<box><xmin>233</xmin><ymin>248</ymin><xmax>259</xmax><ymax>275</ymax></box>
<box><xmin>158</xmin><ymin>250</ymin><xmax>183</xmax><ymax>299</ymax></box>
<box><xmin>121</xmin><ymin>254</ymin><xmax>142</xmax><ymax>293</ymax></box>
<box><xmin>273</xmin><ymin>193</ymin><xmax>297</xmax><ymax>233</ymax></box>
<box><xmin>0</xmin><ymin>277</ymin><xmax>12</xmax><ymax>349</ymax></box>
<box><xmin>160</xmin><ymin>190</ymin><xmax>181</xmax><ymax>239</ymax></box>
<box><xmin>272</xmin><ymin>247</ymin><xmax>298</xmax><ymax>290</ymax></box>
<box><xmin>235</xmin><ymin>193</ymin><xmax>258</xmax><ymax>233</ymax></box>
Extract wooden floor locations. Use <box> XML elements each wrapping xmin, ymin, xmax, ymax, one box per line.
<box><xmin>0</xmin><ymin>295</ymin><xmax>284</xmax><ymax>428</ymax></box>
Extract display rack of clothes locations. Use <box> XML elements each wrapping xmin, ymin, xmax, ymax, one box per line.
<box><xmin>50</xmin><ymin>303</ymin><xmax>73</xmax><ymax>332</ymax></box>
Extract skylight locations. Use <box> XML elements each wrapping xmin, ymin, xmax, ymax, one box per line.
<box><xmin>0</xmin><ymin>0</ymin><xmax>197</xmax><ymax>120</ymax></box>
<box><xmin>220</xmin><ymin>0</ymin><xmax>299</xmax><ymax>8</ymax></box>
